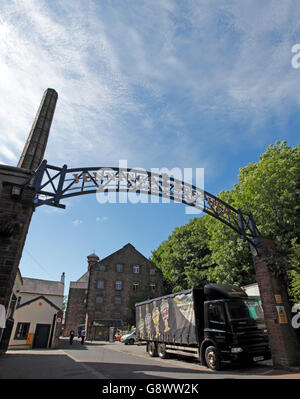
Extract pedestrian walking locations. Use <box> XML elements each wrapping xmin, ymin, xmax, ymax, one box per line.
<box><xmin>69</xmin><ymin>330</ymin><xmax>75</xmax><ymax>345</ymax></box>
<box><xmin>80</xmin><ymin>328</ymin><xmax>86</xmax><ymax>345</ymax></box>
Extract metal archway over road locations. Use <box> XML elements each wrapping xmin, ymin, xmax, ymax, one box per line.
<box><xmin>23</xmin><ymin>159</ymin><xmax>261</xmax><ymax>250</ymax></box>
<box><xmin>19</xmin><ymin>159</ymin><xmax>300</xmax><ymax>369</ymax></box>
<box><xmin>1</xmin><ymin>88</ymin><xmax>300</xmax><ymax>368</ymax></box>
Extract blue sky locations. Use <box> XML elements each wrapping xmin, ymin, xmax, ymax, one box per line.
<box><xmin>0</xmin><ymin>0</ymin><xmax>299</xmax><ymax>295</ymax></box>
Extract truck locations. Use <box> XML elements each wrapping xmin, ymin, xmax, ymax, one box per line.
<box><xmin>135</xmin><ymin>283</ymin><xmax>271</xmax><ymax>370</ymax></box>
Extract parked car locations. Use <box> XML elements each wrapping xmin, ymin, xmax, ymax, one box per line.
<box><xmin>121</xmin><ymin>329</ymin><xmax>136</xmax><ymax>345</ymax></box>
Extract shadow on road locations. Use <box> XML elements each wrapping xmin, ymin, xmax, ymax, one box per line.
<box><xmin>0</xmin><ymin>352</ymin><xmax>96</xmax><ymax>379</ymax></box>
<box><xmin>0</xmin><ymin>351</ymin><xmax>204</xmax><ymax>379</ymax></box>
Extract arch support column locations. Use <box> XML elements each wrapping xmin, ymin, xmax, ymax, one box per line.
<box><xmin>251</xmin><ymin>237</ymin><xmax>300</xmax><ymax>368</ymax></box>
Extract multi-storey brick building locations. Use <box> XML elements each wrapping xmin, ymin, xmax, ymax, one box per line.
<box><xmin>63</xmin><ymin>271</ymin><xmax>89</xmax><ymax>337</ymax></box>
<box><xmin>64</xmin><ymin>243</ymin><xmax>164</xmax><ymax>340</ymax></box>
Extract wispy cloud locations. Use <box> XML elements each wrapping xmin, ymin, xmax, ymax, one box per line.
<box><xmin>96</xmin><ymin>216</ymin><xmax>108</xmax><ymax>222</ymax></box>
<box><xmin>0</xmin><ymin>0</ymin><xmax>299</xmax><ymax>172</ymax></box>
<box><xmin>72</xmin><ymin>219</ymin><xmax>83</xmax><ymax>226</ymax></box>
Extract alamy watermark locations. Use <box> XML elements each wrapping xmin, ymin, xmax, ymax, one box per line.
<box><xmin>291</xmin><ymin>44</ymin><xmax>300</xmax><ymax>68</ymax></box>
<box><xmin>292</xmin><ymin>304</ymin><xmax>300</xmax><ymax>329</ymax></box>
<box><xmin>93</xmin><ymin>160</ymin><xmax>205</xmax><ymax>215</ymax></box>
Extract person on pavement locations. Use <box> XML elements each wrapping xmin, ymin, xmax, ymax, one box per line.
<box><xmin>69</xmin><ymin>330</ymin><xmax>75</xmax><ymax>345</ymax></box>
<box><xmin>80</xmin><ymin>328</ymin><xmax>86</xmax><ymax>345</ymax></box>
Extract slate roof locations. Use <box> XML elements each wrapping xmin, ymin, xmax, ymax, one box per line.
<box><xmin>21</xmin><ymin>277</ymin><xmax>64</xmax><ymax>297</ymax></box>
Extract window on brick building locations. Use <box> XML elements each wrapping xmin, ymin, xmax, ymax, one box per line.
<box><xmin>150</xmin><ymin>268</ymin><xmax>156</xmax><ymax>275</ymax></box>
<box><xmin>99</xmin><ymin>265</ymin><xmax>106</xmax><ymax>271</ymax></box>
<box><xmin>94</xmin><ymin>311</ymin><xmax>102</xmax><ymax>320</ymax></box>
<box><xmin>133</xmin><ymin>265</ymin><xmax>140</xmax><ymax>274</ymax></box>
<box><xmin>114</xmin><ymin>296</ymin><xmax>121</xmax><ymax>304</ymax></box>
<box><xmin>114</xmin><ymin>312</ymin><xmax>121</xmax><ymax>319</ymax></box>
<box><xmin>116</xmin><ymin>264</ymin><xmax>123</xmax><ymax>272</ymax></box>
<box><xmin>96</xmin><ymin>296</ymin><xmax>103</xmax><ymax>304</ymax></box>
<box><xmin>115</xmin><ymin>281</ymin><xmax>122</xmax><ymax>290</ymax></box>
<box><xmin>150</xmin><ymin>283</ymin><xmax>156</xmax><ymax>292</ymax></box>
<box><xmin>133</xmin><ymin>283</ymin><xmax>139</xmax><ymax>292</ymax></box>
<box><xmin>97</xmin><ymin>280</ymin><xmax>104</xmax><ymax>289</ymax></box>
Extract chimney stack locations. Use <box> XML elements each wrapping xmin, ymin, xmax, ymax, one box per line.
<box><xmin>18</xmin><ymin>88</ymin><xmax>58</xmax><ymax>171</ymax></box>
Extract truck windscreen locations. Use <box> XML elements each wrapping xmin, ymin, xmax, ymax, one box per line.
<box><xmin>227</xmin><ymin>299</ymin><xmax>264</xmax><ymax>321</ymax></box>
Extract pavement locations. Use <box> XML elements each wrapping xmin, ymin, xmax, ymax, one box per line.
<box><xmin>0</xmin><ymin>337</ymin><xmax>300</xmax><ymax>380</ymax></box>
<box><xmin>0</xmin><ymin>339</ymin><xmax>106</xmax><ymax>379</ymax></box>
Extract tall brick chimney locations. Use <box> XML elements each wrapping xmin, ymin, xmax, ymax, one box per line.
<box><xmin>17</xmin><ymin>88</ymin><xmax>58</xmax><ymax>171</ymax></box>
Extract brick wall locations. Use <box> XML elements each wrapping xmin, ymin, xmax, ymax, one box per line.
<box><xmin>0</xmin><ymin>182</ymin><xmax>35</xmax><ymax>310</ymax></box>
<box><xmin>252</xmin><ymin>238</ymin><xmax>300</xmax><ymax>368</ymax></box>
<box><xmin>86</xmin><ymin>244</ymin><xmax>164</xmax><ymax>340</ymax></box>
<box><xmin>63</xmin><ymin>286</ymin><xmax>87</xmax><ymax>337</ymax></box>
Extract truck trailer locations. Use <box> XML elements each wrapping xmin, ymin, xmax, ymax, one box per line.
<box><xmin>135</xmin><ymin>284</ymin><xmax>271</xmax><ymax>370</ymax></box>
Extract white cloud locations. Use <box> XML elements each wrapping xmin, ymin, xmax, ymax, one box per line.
<box><xmin>96</xmin><ymin>216</ymin><xmax>108</xmax><ymax>222</ymax></box>
<box><xmin>0</xmin><ymin>0</ymin><xmax>299</xmax><ymax>172</ymax></box>
<box><xmin>72</xmin><ymin>219</ymin><xmax>83</xmax><ymax>226</ymax></box>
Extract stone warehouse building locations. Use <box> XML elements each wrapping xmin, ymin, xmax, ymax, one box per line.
<box><xmin>64</xmin><ymin>243</ymin><xmax>164</xmax><ymax>340</ymax></box>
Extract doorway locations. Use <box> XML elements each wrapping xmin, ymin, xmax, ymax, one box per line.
<box><xmin>33</xmin><ymin>324</ymin><xmax>51</xmax><ymax>348</ymax></box>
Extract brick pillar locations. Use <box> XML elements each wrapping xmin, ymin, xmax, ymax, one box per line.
<box><xmin>0</xmin><ymin>173</ymin><xmax>35</xmax><ymax>309</ymax></box>
<box><xmin>85</xmin><ymin>253</ymin><xmax>99</xmax><ymax>339</ymax></box>
<box><xmin>252</xmin><ymin>237</ymin><xmax>300</xmax><ymax>368</ymax></box>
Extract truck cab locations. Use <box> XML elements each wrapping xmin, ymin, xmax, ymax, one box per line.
<box><xmin>201</xmin><ymin>284</ymin><xmax>271</xmax><ymax>370</ymax></box>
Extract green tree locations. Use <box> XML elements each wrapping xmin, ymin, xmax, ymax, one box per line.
<box><xmin>151</xmin><ymin>217</ymin><xmax>214</xmax><ymax>292</ymax></box>
<box><xmin>151</xmin><ymin>142</ymin><xmax>300</xmax><ymax>297</ymax></box>
<box><xmin>233</xmin><ymin>142</ymin><xmax>300</xmax><ymax>299</ymax></box>
<box><xmin>233</xmin><ymin>141</ymin><xmax>300</xmax><ymax>254</ymax></box>
<box><xmin>204</xmin><ymin>191</ymin><xmax>255</xmax><ymax>286</ymax></box>
<box><xmin>125</xmin><ymin>284</ymin><xmax>156</xmax><ymax>327</ymax></box>
<box><xmin>288</xmin><ymin>240</ymin><xmax>300</xmax><ymax>304</ymax></box>
<box><xmin>62</xmin><ymin>295</ymin><xmax>68</xmax><ymax>315</ymax></box>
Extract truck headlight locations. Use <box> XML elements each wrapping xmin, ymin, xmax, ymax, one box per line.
<box><xmin>231</xmin><ymin>347</ymin><xmax>243</xmax><ymax>353</ymax></box>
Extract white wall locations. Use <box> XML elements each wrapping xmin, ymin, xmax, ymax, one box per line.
<box><xmin>19</xmin><ymin>293</ymin><xmax>63</xmax><ymax>309</ymax></box>
<box><xmin>9</xmin><ymin>298</ymin><xmax>57</xmax><ymax>349</ymax></box>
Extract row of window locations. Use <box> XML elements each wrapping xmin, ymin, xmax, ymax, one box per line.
<box><xmin>97</xmin><ymin>281</ymin><xmax>156</xmax><ymax>291</ymax></box>
<box><xmin>94</xmin><ymin>312</ymin><xmax>121</xmax><ymax>320</ymax></box>
<box><xmin>96</xmin><ymin>296</ymin><xmax>121</xmax><ymax>304</ymax></box>
<box><xmin>97</xmin><ymin>264</ymin><xmax>156</xmax><ymax>275</ymax></box>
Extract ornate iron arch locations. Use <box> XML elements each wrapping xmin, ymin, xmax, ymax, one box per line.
<box><xmin>22</xmin><ymin>160</ymin><xmax>261</xmax><ymax>249</ymax></box>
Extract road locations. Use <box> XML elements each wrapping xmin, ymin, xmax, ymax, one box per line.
<box><xmin>59</xmin><ymin>339</ymin><xmax>271</xmax><ymax>379</ymax></box>
<box><xmin>1</xmin><ymin>337</ymin><xmax>300</xmax><ymax>380</ymax></box>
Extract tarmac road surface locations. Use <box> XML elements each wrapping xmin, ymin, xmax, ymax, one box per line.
<box><xmin>0</xmin><ymin>337</ymin><xmax>300</xmax><ymax>380</ymax></box>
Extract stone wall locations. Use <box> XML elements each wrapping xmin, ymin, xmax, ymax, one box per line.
<box><xmin>0</xmin><ymin>166</ymin><xmax>35</xmax><ymax>311</ymax></box>
<box><xmin>63</xmin><ymin>285</ymin><xmax>87</xmax><ymax>337</ymax></box>
<box><xmin>86</xmin><ymin>243</ymin><xmax>164</xmax><ymax>340</ymax></box>
<box><xmin>252</xmin><ymin>238</ymin><xmax>300</xmax><ymax>368</ymax></box>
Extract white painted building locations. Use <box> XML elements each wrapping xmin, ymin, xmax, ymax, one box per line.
<box><xmin>9</xmin><ymin>296</ymin><xmax>62</xmax><ymax>349</ymax></box>
<box><xmin>8</xmin><ymin>272</ymin><xmax>65</xmax><ymax>349</ymax></box>
<box><xmin>18</xmin><ymin>274</ymin><xmax>65</xmax><ymax>309</ymax></box>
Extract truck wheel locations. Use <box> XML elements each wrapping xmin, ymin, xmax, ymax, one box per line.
<box><xmin>148</xmin><ymin>342</ymin><xmax>158</xmax><ymax>357</ymax></box>
<box><xmin>157</xmin><ymin>343</ymin><xmax>168</xmax><ymax>359</ymax></box>
<box><xmin>205</xmin><ymin>346</ymin><xmax>221</xmax><ymax>371</ymax></box>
